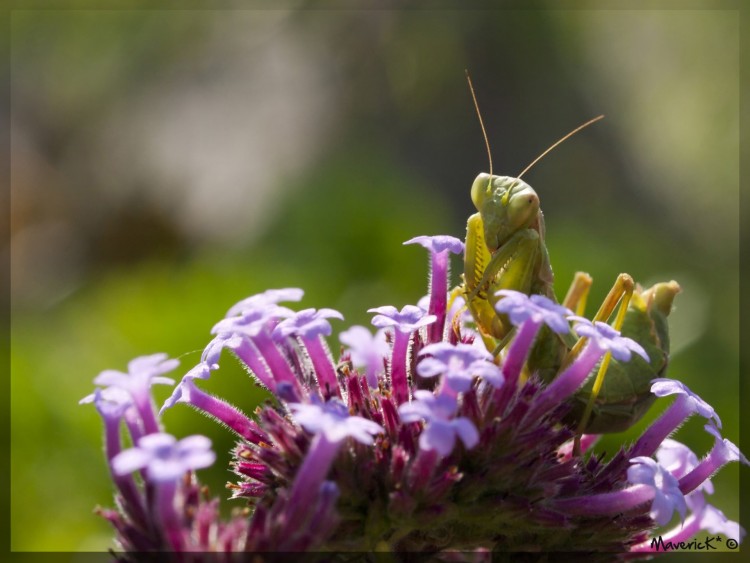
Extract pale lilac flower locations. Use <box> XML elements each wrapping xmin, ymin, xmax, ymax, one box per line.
<box><xmin>274</xmin><ymin>308</ymin><xmax>344</xmax><ymax>339</ymax></box>
<box><xmin>92</xmin><ymin>353</ymin><xmax>178</xmax><ymax>435</ymax></box>
<box><xmin>627</xmin><ymin>456</ymin><xmax>687</xmax><ymax>526</ymax></box>
<box><xmin>490</xmin><ymin>291</ymin><xmax>573</xmax><ymax>411</ymax></box>
<box><xmin>631</xmin><ymin>490</ymin><xmax>745</xmax><ymax>553</ymax></box>
<box><xmin>631</xmin><ymin>379</ymin><xmax>722</xmax><ymax>458</ymax></box>
<box><xmin>284</xmin><ymin>398</ymin><xmax>384</xmax><ymax>529</ymax></box>
<box><xmin>110</xmin><ymin>432</ymin><xmax>217</xmax><ymax>552</ymax></box>
<box><xmin>112</xmin><ymin>433</ymin><xmax>216</xmax><ymax>483</ymax></box>
<box><xmin>161</xmin><ymin>363</ymin><xmax>211</xmax><ymax>411</ymax></box>
<box><xmin>677</xmin><ymin>423</ymin><xmax>749</xmax><ymax>498</ymax></box>
<box><xmin>339</xmin><ymin>325</ymin><xmax>389</xmax><ymax>389</ymax></box>
<box><xmin>399</xmin><ymin>390</ymin><xmax>479</xmax><ymax>457</ymax></box>
<box><xmin>651</xmin><ymin>379</ymin><xmax>720</xmax><ymax>426</ymax></box>
<box><xmin>496</xmin><ymin>290</ymin><xmax>572</xmax><ymax>334</ymax></box>
<box><xmin>82</xmin><ymin>385</ymin><xmax>145</xmax><ymax>444</ymax></box>
<box><xmin>570</xmin><ymin>317</ymin><xmax>649</xmax><ymax>362</ymax></box>
<box><xmin>225</xmin><ymin>287</ymin><xmax>304</xmax><ymax>317</ymax></box>
<box><xmin>369</xmin><ymin>304</ymin><xmax>437</xmax><ymax>333</ymax></box>
<box><xmin>404</xmin><ymin>235</ymin><xmax>464</xmax><ymax>256</ymax></box>
<box><xmin>93</xmin><ymin>353</ymin><xmax>178</xmax><ymax>397</ymax></box>
<box><xmin>289</xmin><ymin>397</ymin><xmax>383</xmax><ymax>445</ymax></box>
<box><xmin>274</xmin><ymin>308</ymin><xmax>344</xmax><ymax>399</ymax></box>
<box><xmin>703</xmin><ymin>423</ymin><xmax>749</xmax><ymax>466</ymax></box>
<box><xmin>80</xmin><ymin>385</ymin><xmax>133</xmax><ymax>415</ymax></box>
<box><xmin>80</xmin><ymin>388</ymin><xmax>148</xmax><ymax>529</ymax></box>
<box><xmin>211</xmin><ymin>304</ymin><xmax>299</xmax><ymax>390</ymax></box>
<box><xmin>404</xmin><ymin>236</ymin><xmax>464</xmax><ymax>343</ymax></box>
<box><xmin>212</xmin><ymin>305</ymin><xmax>295</xmax><ymax>338</ymax></box>
<box><xmin>631</xmin><ymin>481</ymin><xmax>745</xmax><ymax>553</ymax></box>
<box><xmin>369</xmin><ymin>304</ymin><xmax>436</xmax><ymax>405</ymax></box>
<box><xmin>690</xmin><ymin>496</ymin><xmax>745</xmax><ymax>540</ymax></box>
<box><xmin>202</xmin><ymin>333</ymin><xmax>243</xmax><ymax>370</ymax></box>
<box><xmin>417</xmin><ymin>342</ymin><xmax>503</xmax><ymax>392</ymax></box>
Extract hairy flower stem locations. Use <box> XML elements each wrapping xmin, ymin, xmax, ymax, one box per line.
<box><xmin>631</xmin><ymin>395</ymin><xmax>692</xmax><ymax>458</ymax></box>
<box><xmin>494</xmin><ymin>320</ymin><xmax>541</xmax><ymax>415</ymax></box>
<box><xmin>553</xmin><ymin>483</ymin><xmax>654</xmax><ymax>516</ymax></box>
<box><xmin>102</xmin><ymin>412</ymin><xmax>147</xmax><ymax>524</ymax></box>
<box><xmin>427</xmin><ymin>251</ymin><xmax>450</xmax><ymax>344</ymax></box>
<box><xmin>232</xmin><ymin>338</ymin><xmax>276</xmax><ymax>391</ymax></box>
<box><xmin>286</xmin><ymin>433</ymin><xmax>339</xmax><ymax>529</ymax></box>
<box><xmin>133</xmin><ymin>394</ymin><xmax>160</xmax><ymax>436</ymax></box>
<box><xmin>525</xmin><ymin>342</ymin><xmax>603</xmax><ymax>422</ymax></box>
<box><xmin>176</xmin><ymin>378</ymin><xmax>266</xmax><ymax>443</ymax></box>
<box><xmin>678</xmin><ymin>446</ymin><xmax>729</xmax><ymax>495</ymax></box>
<box><xmin>301</xmin><ymin>335</ymin><xmax>341</xmax><ymax>400</ymax></box>
<box><xmin>252</xmin><ymin>331</ymin><xmax>299</xmax><ymax>389</ymax></box>
<box><xmin>155</xmin><ymin>480</ymin><xmax>184</xmax><ymax>552</ymax></box>
<box><xmin>391</xmin><ymin>331</ymin><xmax>411</xmax><ymax>405</ymax></box>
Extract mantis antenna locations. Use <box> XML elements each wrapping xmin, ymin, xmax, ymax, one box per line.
<box><xmin>465</xmin><ymin>70</ymin><xmax>493</xmax><ymax>180</ymax></box>
<box><xmin>517</xmin><ymin>114</ymin><xmax>605</xmax><ymax>180</ymax></box>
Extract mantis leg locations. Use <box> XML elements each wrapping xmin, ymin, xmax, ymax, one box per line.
<box><xmin>563</xmin><ymin>273</ymin><xmax>635</xmax><ymax>446</ymax></box>
<box><xmin>464</xmin><ymin>213</ymin><xmax>541</xmax><ymax>341</ymax></box>
<box><xmin>562</xmin><ymin>272</ymin><xmax>593</xmax><ymax>316</ymax></box>
<box><xmin>565</xmin><ymin>273</ymin><xmax>635</xmax><ymax>363</ymax></box>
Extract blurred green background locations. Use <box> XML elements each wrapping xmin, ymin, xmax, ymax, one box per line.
<box><xmin>9</xmin><ymin>5</ymin><xmax>741</xmax><ymax>552</ymax></box>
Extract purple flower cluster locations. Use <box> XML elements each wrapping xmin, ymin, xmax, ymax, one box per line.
<box><xmin>83</xmin><ymin>235</ymin><xmax>746</xmax><ymax>556</ymax></box>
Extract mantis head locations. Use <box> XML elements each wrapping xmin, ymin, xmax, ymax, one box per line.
<box><xmin>470</xmin><ymin>173</ymin><xmax>540</xmax><ymax>251</ymax></box>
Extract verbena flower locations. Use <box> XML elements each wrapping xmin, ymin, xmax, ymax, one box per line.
<box><xmin>626</xmin><ymin>456</ymin><xmax>687</xmax><ymax>526</ymax></box>
<box><xmin>368</xmin><ymin>304</ymin><xmax>436</xmax><ymax>405</ymax></box>
<box><xmin>399</xmin><ymin>390</ymin><xmax>479</xmax><ymax>457</ymax></box>
<box><xmin>112</xmin><ymin>433</ymin><xmax>216</xmax><ymax>483</ymax></box>
<box><xmin>339</xmin><ymin>325</ymin><xmax>389</xmax><ymax>389</ymax></box>
<box><xmin>404</xmin><ymin>235</ymin><xmax>464</xmax><ymax>343</ymax></box>
<box><xmin>84</xmin><ymin>235</ymin><xmax>746</xmax><ymax>557</ymax></box>
<box><xmin>416</xmin><ymin>342</ymin><xmax>503</xmax><ymax>392</ymax></box>
<box><xmin>630</xmin><ymin>438</ymin><xmax>745</xmax><ymax>553</ymax></box>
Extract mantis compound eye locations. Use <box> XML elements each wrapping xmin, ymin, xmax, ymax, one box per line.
<box><xmin>470</xmin><ymin>173</ymin><xmax>493</xmax><ymax>211</ymax></box>
<box><xmin>506</xmin><ymin>185</ymin><xmax>539</xmax><ymax>231</ymax></box>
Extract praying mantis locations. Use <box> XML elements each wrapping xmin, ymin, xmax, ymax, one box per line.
<box><xmin>457</xmin><ymin>76</ymin><xmax>680</xmax><ymax>434</ymax></box>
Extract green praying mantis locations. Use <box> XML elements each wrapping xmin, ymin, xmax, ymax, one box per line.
<box><xmin>456</xmin><ymin>77</ymin><xmax>680</xmax><ymax>434</ymax></box>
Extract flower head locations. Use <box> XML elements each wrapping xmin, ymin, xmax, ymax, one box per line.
<box><xmin>85</xmin><ymin>233</ymin><xmax>745</xmax><ymax>554</ymax></box>
<box><xmin>112</xmin><ymin>433</ymin><xmax>216</xmax><ymax>484</ymax></box>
